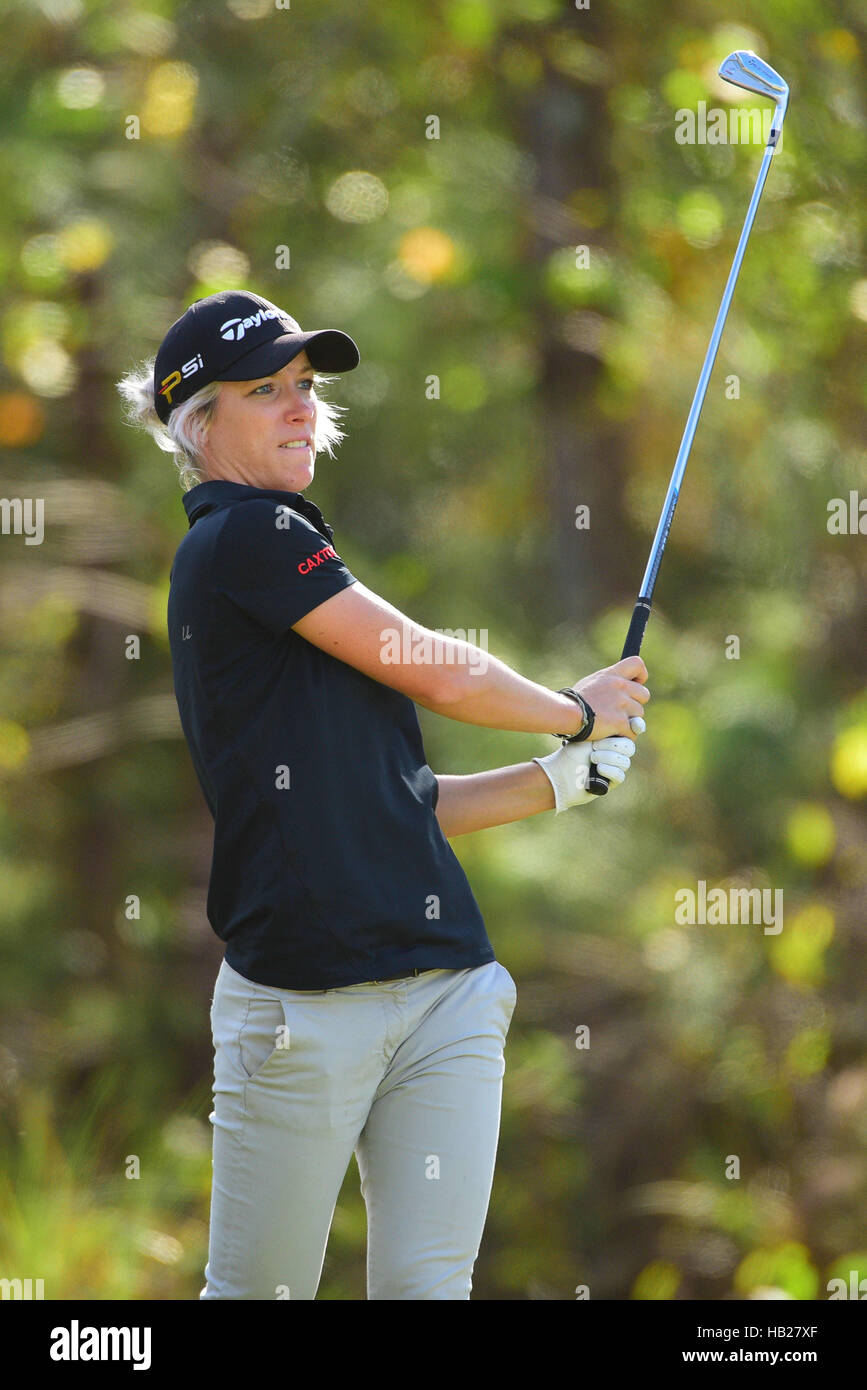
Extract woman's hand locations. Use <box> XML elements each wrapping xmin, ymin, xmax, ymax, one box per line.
<box><xmin>568</xmin><ymin>657</ymin><xmax>650</xmax><ymax>740</ymax></box>
<box><xmin>532</xmin><ymin>734</ymin><xmax>638</xmax><ymax>813</ymax></box>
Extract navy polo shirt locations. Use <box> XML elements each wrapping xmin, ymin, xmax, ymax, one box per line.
<box><xmin>167</xmin><ymin>479</ymin><xmax>495</xmax><ymax>989</ymax></box>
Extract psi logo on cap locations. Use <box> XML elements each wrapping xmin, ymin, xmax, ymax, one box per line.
<box><xmin>159</xmin><ymin>353</ymin><xmax>204</xmax><ymax>406</ymax></box>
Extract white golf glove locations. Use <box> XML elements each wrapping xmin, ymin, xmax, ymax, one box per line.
<box><xmin>533</xmin><ymin>735</ymin><xmax>637</xmax><ymax>813</ymax></box>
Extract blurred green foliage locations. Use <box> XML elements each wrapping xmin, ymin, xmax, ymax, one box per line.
<box><xmin>0</xmin><ymin>0</ymin><xmax>865</xmax><ymax>1300</ymax></box>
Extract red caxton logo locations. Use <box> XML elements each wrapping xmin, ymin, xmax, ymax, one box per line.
<box><xmin>298</xmin><ymin>544</ymin><xmax>339</xmax><ymax>574</ymax></box>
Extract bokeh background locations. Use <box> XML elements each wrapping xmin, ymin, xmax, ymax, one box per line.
<box><xmin>0</xmin><ymin>0</ymin><xmax>865</xmax><ymax>1301</ymax></box>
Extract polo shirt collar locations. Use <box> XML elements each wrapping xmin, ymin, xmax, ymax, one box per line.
<box><xmin>182</xmin><ymin>479</ymin><xmax>334</xmax><ymax>542</ymax></box>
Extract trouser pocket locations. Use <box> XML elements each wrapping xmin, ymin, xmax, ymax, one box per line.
<box><xmin>236</xmin><ymin>991</ymin><xmax>291</xmax><ymax>1081</ymax></box>
<box><xmin>211</xmin><ymin>965</ymin><xmax>292</xmax><ymax>1085</ymax></box>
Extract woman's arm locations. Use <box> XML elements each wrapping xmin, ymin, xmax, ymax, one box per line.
<box><xmin>433</xmin><ymin>762</ymin><xmax>556</xmax><ymax>838</ymax></box>
<box><xmin>292</xmin><ymin>581</ymin><xmax>649</xmax><ymax>740</ymax></box>
<box><xmin>417</xmin><ymin>646</ymin><xmax>649</xmax><ymax>741</ymax></box>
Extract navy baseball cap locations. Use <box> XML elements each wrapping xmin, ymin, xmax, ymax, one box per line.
<box><xmin>153</xmin><ymin>289</ymin><xmax>360</xmax><ymax>424</ymax></box>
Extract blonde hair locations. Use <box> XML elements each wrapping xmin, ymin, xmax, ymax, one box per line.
<box><xmin>115</xmin><ymin>357</ymin><xmax>350</xmax><ymax>492</ymax></box>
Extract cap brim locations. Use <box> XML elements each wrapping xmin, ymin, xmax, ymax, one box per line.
<box><xmin>215</xmin><ymin>330</ymin><xmax>359</xmax><ymax>381</ymax></box>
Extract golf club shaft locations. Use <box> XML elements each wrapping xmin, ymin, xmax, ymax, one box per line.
<box><xmin>588</xmin><ymin>99</ymin><xmax>786</xmax><ymax>795</ymax></box>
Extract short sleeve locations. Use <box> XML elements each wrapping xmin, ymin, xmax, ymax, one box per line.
<box><xmin>214</xmin><ymin>499</ymin><xmax>357</xmax><ymax>634</ymax></box>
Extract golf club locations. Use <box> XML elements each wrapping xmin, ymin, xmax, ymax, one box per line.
<box><xmin>587</xmin><ymin>50</ymin><xmax>789</xmax><ymax>795</ymax></box>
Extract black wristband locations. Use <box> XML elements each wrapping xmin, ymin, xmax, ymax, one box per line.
<box><xmin>554</xmin><ymin>687</ymin><xmax>595</xmax><ymax>742</ymax></box>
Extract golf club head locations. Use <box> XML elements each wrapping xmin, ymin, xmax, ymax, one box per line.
<box><xmin>719</xmin><ymin>50</ymin><xmax>788</xmax><ymax>103</ymax></box>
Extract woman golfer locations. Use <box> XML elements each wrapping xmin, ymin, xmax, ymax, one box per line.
<box><xmin>117</xmin><ymin>289</ymin><xmax>650</xmax><ymax>1300</ymax></box>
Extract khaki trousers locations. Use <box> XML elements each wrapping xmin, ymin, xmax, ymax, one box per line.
<box><xmin>199</xmin><ymin>955</ymin><xmax>517</xmax><ymax>1299</ymax></box>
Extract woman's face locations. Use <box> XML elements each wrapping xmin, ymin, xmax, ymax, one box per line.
<box><xmin>198</xmin><ymin>350</ymin><xmax>318</xmax><ymax>491</ymax></box>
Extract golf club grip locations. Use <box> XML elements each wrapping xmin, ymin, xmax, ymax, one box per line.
<box><xmin>587</xmin><ymin>598</ymin><xmax>652</xmax><ymax>796</ymax></box>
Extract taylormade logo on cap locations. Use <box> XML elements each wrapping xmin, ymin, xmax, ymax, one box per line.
<box><xmin>152</xmin><ymin>289</ymin><xmax>359</xmax><ymax>425</ymax></box>
<box><xmin>219</xmin><ymin>308</ymin><xmax>290</xmax><ymax>342</ymax></box>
